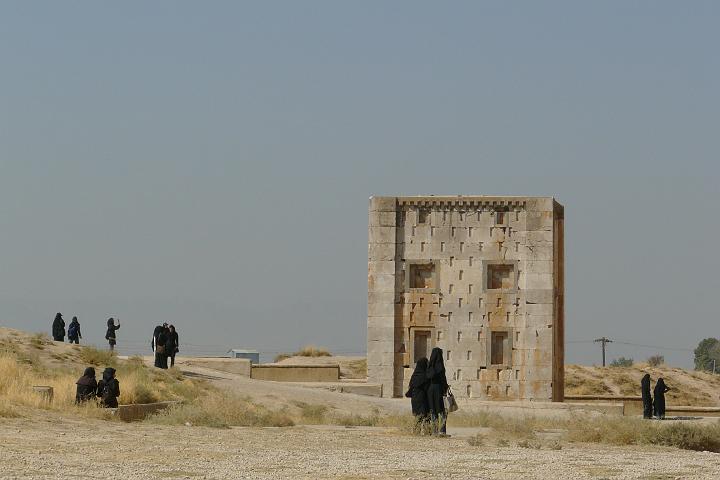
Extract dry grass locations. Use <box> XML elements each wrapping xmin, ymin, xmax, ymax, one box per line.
<box><xmin>274</xmin><ymin>346</ymin><xmax>333</xmax><ymax>363</ymax></box>
<box><xmin>78</xmin><ymin>346</ymin><xmax>117</xmax><ymax>367</ymax></box>
<box><xmin>459</xmin><ymin>411</ymin><xmax>720</xmax><ymax>453</ymax></box>
<box><xmin>150</xmin><ymin>390</ymin><xmax>295</xmax><ymax>428</ymax></box>
<box><xmin>0</xmin><ymin>345</ymin><xmax>204</xmax><ymax>416</ymax></box>
<box><xmin>293</xmin><ymin>345</ymin><xmax>332</xmax><ymax>357</ymax></box>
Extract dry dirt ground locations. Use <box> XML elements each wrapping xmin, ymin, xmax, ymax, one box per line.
<box><xmin>1</xmin><ymin>412</ymin><xmax>720</xmax><ymax>480</ymax></box>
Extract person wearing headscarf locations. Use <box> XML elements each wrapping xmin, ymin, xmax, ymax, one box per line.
<box><xmin>640</xmin><ymin>373</ymin><xmax>652</xmax><ymax>419</ymax></box>
<box><xmin>166</xmin><ymin>325</ymin><xmax>179</xmax><ymax>368</ymax></box>
<box><xmin>653</xmin><ymin>378</ymin><xmax>671</xmax><ymax>419</ymax></box>
<box><xmin>52</xmin><ymin>313</ymin><xmax>66</xmax><ymax>342</ymax></box>
<box><xmin>67</xmin><ymin>316</ymin><xmax>82</xmax><ymax>344</ymax></box>
<box><xmin>97</xmin><ymin>367</ymin><xmax>120</xmax><ymax>408</ymax></box>
<box><xmin>405</xmin><ymin>357</ymin><xmax>430</xmax><ymax>432</ymax></box>
<box><xmin>426</xmin><ymin>347</ymin><xmax>449</xmax><ymax>436</ymax></box>
<box><xmin>75</xmin><ymin>367</ymin><xmax>97</xmax><ymax>403</ymax></box>
<box><xmin>105</xmin><ymin>318</ymin><xmax>120</xmax><ymax>351</ymax></box>
<box><xmin>151</xmin><ymin>323</ymin><xmax>168</xmax><ymax>353</ymax></box>
<box><xmin>154</xmin><ymin>325</ymin><xmax>169</xmax><ymax>369</ymax></box>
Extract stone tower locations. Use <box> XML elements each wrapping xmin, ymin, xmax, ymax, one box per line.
<box><xmin>367</xmin><ymin>196</ymin><xmax>564</xmax><ymax>401</ymax></box>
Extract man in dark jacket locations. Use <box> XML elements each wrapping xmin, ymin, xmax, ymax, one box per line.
<box><xmin>640</xmin><ymin>373</ymin><xmax>653</xmax><ymax>419</ymax></box>
<box><xmin>75</xmin><ymin>367</ymin><xmax>97</xmax><ymax>403</ymax></box>
<box><xmin>426</xmin><ymin>347</ymin><xmax>449</xmax><ymax>436</ymax></box>
<box><xmin>52</xmin><ymin>313</ymin><xmax>65</xmax><ymax>342</ymax></box>
<box><xmin>67</xmin><ymin>317</ymin><xmax>82</xmax><ymax>344</ymax></box>
<box><xmin>97</xmin><ymin>367</ymin><xmax>120</xmax><ymax>408</ymax></box>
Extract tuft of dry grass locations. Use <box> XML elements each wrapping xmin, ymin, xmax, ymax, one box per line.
<box><xmin>150</xmin><ymin>390</ymin><xmax>295</xmax><ymax>428</ymax></box>
<box><xmin>294</xmin><ymin>345</ymin><xmax>332</xmax><ymax>357</ymax></box>
<box><xmin>29</xmin><ymin>333</ymin><xmax>51</xmax><ymax>350</ymax></box>
<box><xmin>79</xmin><ymin>347</ymin><xmax>117</xmax><ymax>367</ymax></box>
<box><xmin>459</xmin><ymin>411</ymin><xmax>720</xmax><ymax>453</ymax></box>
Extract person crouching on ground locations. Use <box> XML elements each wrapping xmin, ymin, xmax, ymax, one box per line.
<box><xmin>426</xmin><ymin>347</ymin><xmax>449</xmax><ymax>436</ymax></box>
<box><xmin>75</xmin><ymin>367</ymin><xmax>97</xmax><ymax>404</ymax></box>
<box><xmin>405</xmin><ymin>357</ymin><xmax>430</xmax><ymax>433</ymax></box>
<box><xmin>97</xmin><ymin>367</ymin><xmax>120</xmax><ymax>408</ymax></box>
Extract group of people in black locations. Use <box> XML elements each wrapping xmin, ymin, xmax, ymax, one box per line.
<box><xmin>74</xmin><ymin>366</ymin><xmax>121</xmax><ymax>408</ymax></box>
<box><xmin>51</xmin><ymin>313</ymin><xmax>121</xmax><ymax>350</ymax></box>
<box><xmin>405</xmin><ymin>347</ymin><xmax>451</xmax><ymax>436</ymax></box>
<box><xmin>152</xmin><ymin>323</ymin><xmax>179</xmax><ymax>369</ymax></box>
<box><xmin>641</xmin><ymin>374</ymin><xmax>671</xmax><ymax>419</ymax></box>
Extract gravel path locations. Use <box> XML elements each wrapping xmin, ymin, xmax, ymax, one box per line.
<box><xmin>1</xmin><ymin>414</ymin><xmax>719</xmax><ymax>479</ymax></box>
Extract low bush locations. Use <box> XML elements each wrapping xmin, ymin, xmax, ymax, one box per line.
<box><xmin>294</xmin><ymin>345</ymin><xmax>331</xmax><ymax>357</ymax></box>
<box><xmin>647</xmin><ymin>355</ymin><xmax>665</xmax><ymax>367</ymax></box>
<box><xmin>610</xmin><ymin>357</ymin><xmax>634</xmax><ymax>368</ymax></box>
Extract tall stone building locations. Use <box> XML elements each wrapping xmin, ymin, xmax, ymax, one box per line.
<box><xmin>367</xmin><ymin>196</ymin><xmax>564</xmax><ymax>401</ymax></box>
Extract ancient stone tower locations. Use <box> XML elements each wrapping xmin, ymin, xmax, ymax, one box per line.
<box><xmin>367</xmin><ymin>196</ymin><xmax>564</xmax><ymax>401</ymax></box>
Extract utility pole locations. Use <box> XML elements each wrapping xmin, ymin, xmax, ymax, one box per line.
<box><xmin>594</xmin><ymin>337</ymin><xmax>613</xmax><ymax>367</ymax></box>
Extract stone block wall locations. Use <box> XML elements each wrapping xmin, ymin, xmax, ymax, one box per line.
<box><xmin>367</xmin><ymin>196</ymin><xmax>564</xmax><ymax>401</ymax></box>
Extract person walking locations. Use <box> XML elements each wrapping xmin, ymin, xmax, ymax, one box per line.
<box><xmin>105</xmin><ymin>318</ymin><xmax>120</xmax><ymax>351</ymax></box>
<box><xmin>154</xmin><ymin>325</ymin><xmax>169</xmax><ymax>369</ymax></box>
<box><xmin>426</xmin><ymin>347</ymin><xmax>449</xmax><ymax>436</ymax></box>
<box><xmin>52</xmin><ymin>313</ymin><xmax>66</xmax><ymax>342</ymax></box>
<box><xmin>75</xmin><ymin>367</ymin><xmax>97</xmax><ymax>403</ymax></box>
<box><xmin>151</xmin><ymin>323</ymin><xmax>167</xmax><ymax>353</ymax></box>
<box><xmin>653</xmin><ymin>378</ymin><xmax>671</xmax><ymax>419</ymax></box>
<box><xmin>405</xmin><ymin>357</ymin><xmax>430</xmax><ymax>433</ymax></box>
<box><xmin>166</xmin><ymin>325</ymin><xmax>179</xmax><ymax>368</ymax></box>
<box><xmin>97</xmin><ymin>367</ymin><xmax>120</xmax><ymax>408</ymax></box>
<box><xmin>640</xmin><ymin>373</ymin><xmax>653</xmax><ymax>419</ymax></box>
<box><xmin>67</xmin><ymin>316</ymin><xmax>82</xmax><ymax>344</ymax></box>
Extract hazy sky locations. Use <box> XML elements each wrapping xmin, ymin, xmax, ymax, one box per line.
<box><xmin>1</xmin><ymin>2</ymin><xmax>718</xmax><ymax>367</ymax></box>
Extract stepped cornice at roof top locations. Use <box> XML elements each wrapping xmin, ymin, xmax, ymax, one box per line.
<box><xmin>396</xmin><ymin>196</ymin><xmax>537</xmax><ymax>209</ymax></box>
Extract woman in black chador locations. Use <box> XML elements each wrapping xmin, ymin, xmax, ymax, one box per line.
<box><xmin>426</xmin><ymin>347</ymin><xmax>449</xmax><ymax>436</ymax></box>
<box><xmin>154</xmin><ymin>326</ymin><xmax>169</xmax><ymax>369</ymax></box>
<box><xmin>75</xmin><ymin>367</ymin><xmax>97</xmax><ymax>404</ymax></box>
<box><xmin>653</xmin><ymin>377</ymin><xmax>671</xmax><ymax>419</ymax></box>
<box><xmin>405</xmin><ymin>357</ymin><xmax>429</xmax><ymax>432</ymax></box>
<box><xmin>105</xmin><ymin>318</ymin><xmax>120</xmax><ymax>351</ymax></box>
<box><xmin>166</xmin><ymin>325</ymin><xmax>179</xmax><ymax>368</ymax></box>
<box><xmin>640</xmin><ymin>373</ymin><xmax>653</xmax><ymax>419</ymax></box>
<box><xmin>97</xmin><ymin>367</ymin><xmax>120</xmax><ymax>408</ymax></box>
<box><xmin>52</xmin><ymin>313</ymin><xmax>65</xmax><ymax>342</ymax></box>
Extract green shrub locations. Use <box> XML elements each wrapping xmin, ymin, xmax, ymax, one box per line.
<box><xmin>610</xmin><ymin>357</ymin><xmax>634</xmax><ymax>367</ymax></box>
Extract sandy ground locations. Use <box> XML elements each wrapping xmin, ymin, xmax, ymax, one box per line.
<box><xmin>1</xmin><ymin>412</ymin><xmax>719</xmax><ymax>480</ymax></box>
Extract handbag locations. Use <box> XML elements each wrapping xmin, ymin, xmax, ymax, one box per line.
<box><xmin>443</xmin><ymin>386</ymin><xmax>459</xmax><ymax>413</ymax></box>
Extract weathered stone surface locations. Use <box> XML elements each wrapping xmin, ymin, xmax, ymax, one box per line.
<box><xmin>369</xmin><ymin>196</ymin><xmax>397</xmax><ymax>212</ymax></box>
<box><xmin>367</xmin><ymin>196</ymin><xmax>564</xmax><ymax>401</ymax></box>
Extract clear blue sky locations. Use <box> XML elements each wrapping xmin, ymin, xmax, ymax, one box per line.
<box><xmin>1</xmin><ymin>1</ymin><xmax>718</xmax><ymax>367</ymax></box>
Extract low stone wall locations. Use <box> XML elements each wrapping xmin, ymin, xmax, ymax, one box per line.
<box><xmin>667</xmin><ymin>406</ymin><xmax>720</xmax><ymax>417</ymax></box>
<box><xmin>459</xmin><ymin>399</ymin><xmax>624</xmax><ymax>417</ymax></box>
<box><xmin>109</xmin><ymin>401</ymin><xmax>180</xmax><ymax>422</ymax></box>
<box><xmin>251</xmin><ymin>364</ymin><xmax>340</xmax><ymax>382</ymax></box>
<box><xmin>182</xmin><ymin>358</ymin><xmax>252</xmax><ymax>376</ymax></box>
<box><xmin>565</xmin><ymin>395</ymin><xmax>643</xmax><ymax>416</ymax></box>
